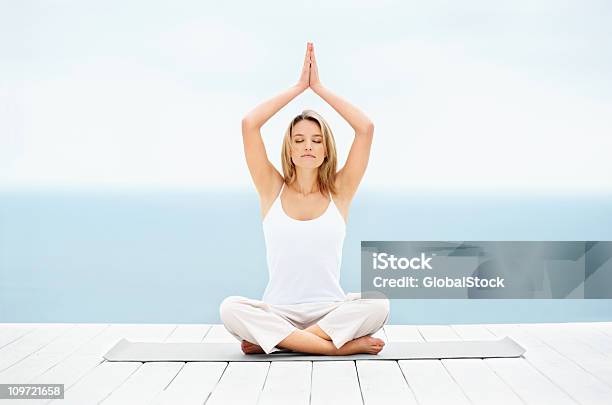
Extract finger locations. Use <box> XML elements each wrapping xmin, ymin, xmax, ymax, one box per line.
<box><xmin>308</xmin><ymin>55</ymin><xmax>311</xmax><ymax>85</ymax></box>
<box><xmin>304</xmin><ymin>42</ymin><xmax>312</xmax><ymax>64</ymax></box>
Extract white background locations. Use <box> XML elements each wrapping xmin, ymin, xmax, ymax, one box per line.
<box><xmin>1</xmin><ymin>0</ymin><xmax>611</xmax><ymax>192</ymax></box>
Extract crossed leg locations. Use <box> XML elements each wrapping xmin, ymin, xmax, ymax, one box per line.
<box><xmin>241</xmin><ymin>327</ymin><xmax>336</xmax><ymax>354</ymax></box>
<box><xmin>241</xmin><ymin>327</ymin><xmax>384</xmax><ymax>355</ymax></box>
<box><xmin>241</xmin><ymin>324</ymin><xmax>332</xmax><ymax>354</ymax></box>
<box><xmin>241</xmin><ymin>324</ymin><xmax>333</xmax><ymax>354</ymax></box>
<box><xmin>222</xmin><ymin>295</ymin><xmax>390</xmax><ymax>355</ymax></box>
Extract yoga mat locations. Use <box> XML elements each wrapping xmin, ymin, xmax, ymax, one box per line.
<box><xmin>104</xmin><ymin>336</ymin><xmax>526</xmax><ymax>362</ymax></box>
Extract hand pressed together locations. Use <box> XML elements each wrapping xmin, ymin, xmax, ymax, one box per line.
<box><xmin>296</xmin><ymin>42</ymin><xmax>323</xmax><ymax>92</ymax></box>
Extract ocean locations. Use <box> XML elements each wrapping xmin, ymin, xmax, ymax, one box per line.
<box><xmin>1</xmin><ymin>188</ymin><xmax>611</xmax><ymax>324</ymax></box>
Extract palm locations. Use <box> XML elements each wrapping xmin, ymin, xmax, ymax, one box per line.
<box><xmin>309</xmin><ymin>44</ymin><xmax>321</xmax><ymax>88</ymax></box>
<box><xmin>297</xmin><ymin>43</ymin><xmax>311</xmax><ymax>91</ymax></box>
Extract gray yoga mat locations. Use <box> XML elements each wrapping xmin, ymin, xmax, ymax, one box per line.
<box><xmin>104</xmin><ymin>336</ymin><xmax>526</xmax><ymax>362</ymax></box>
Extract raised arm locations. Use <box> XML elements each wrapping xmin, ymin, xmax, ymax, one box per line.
<box><xmin>241</xmin><ymin>43</ymin><xmax>311</xmax><ymax>200</ymax></box>
<box><xmin>308</xmin><ymin>43</ymin><xmax>374</xmax><ymax>200</ymax></box>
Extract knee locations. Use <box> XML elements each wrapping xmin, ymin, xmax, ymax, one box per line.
<box><xmin>364</xmin><ymin>297</ymin><xmax>390</xmax><ymax>326</ymax></box>
<box><xmin>219</xmin><ymin>296</ymin><xmax>244</xmax><ymax>325</ymax></box>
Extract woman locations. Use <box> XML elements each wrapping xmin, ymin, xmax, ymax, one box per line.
<box><xmin>220</xmin><ymin>42</ymin><xmax>390</xmax><ymax>355</ymax></box>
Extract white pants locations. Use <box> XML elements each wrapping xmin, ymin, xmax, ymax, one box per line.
<box><xmin>219</xmin><ymin>292</ymin><xmax>390</xmax><ymax>354</ymax></box>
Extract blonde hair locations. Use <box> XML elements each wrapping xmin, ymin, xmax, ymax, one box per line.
<box><xmin>281</xmin><ymin>110</ymin><xmax>338</xmax><ymax>196</ymax></box>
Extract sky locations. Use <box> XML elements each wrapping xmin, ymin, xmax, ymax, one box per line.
<box><xmin>1</xmin><ymin>0</ymin><xmax>611</xmax><ymax>192</ymax></box>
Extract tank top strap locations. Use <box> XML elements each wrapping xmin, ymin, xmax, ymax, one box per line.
<box><xmin>276</xmin><ymin>182</ymin><xmax>285</xmax><ymax>207</ymax></box>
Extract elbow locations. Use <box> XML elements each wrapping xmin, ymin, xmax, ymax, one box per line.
<box><xmin>242</xmin><ymin>116</ymin><xmax>263</xmax><ymax>133</ymax></box>
<box><xmin>363</xmin><ymin>121</ymin><xmax>374</xmax><ymax>136</ymax></box>
<box><xmin>241</xmin><ymin>116</ymin><xmax>256</xmax><ymax>133</ymax></box>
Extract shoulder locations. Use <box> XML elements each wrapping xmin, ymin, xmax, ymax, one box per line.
<box><xmin>259</xmin><ymin>176</ymin><xmax>285</xmax><ymax>221</ymax></box>
<box><xmin>261</xmin><ymin>176</ymin><xmax>285</xmax><ymax>205</ymax></box>
<box><xmin>332</xmin><ymin>171</ymin><xmax>355</xmax><ymax>204</ymax></box>
<box><xmin>330</xmin><ymin>173</ymin><xmax>354</xmax><ymax>216</ymax></box>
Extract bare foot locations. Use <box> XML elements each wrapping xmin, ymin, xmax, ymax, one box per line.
<box><xmin>241</xmin><ymin>340</ymin><xmax>264</xmax><ymax>354</ymax></box>
<box><xmin>335</xmin><ymin>336</ymin><xmax>385</xmax><ymax>355</ymax></box>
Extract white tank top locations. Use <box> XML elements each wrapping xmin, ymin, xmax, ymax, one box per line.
<box><xmin>262</xmin><ymin>182</ymin><xmax>347</xmax><ymax>305</ymax></box>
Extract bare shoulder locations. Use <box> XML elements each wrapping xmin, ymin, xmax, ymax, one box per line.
<box><xmin>333</xmin><ymin>170</ymin><xmax>358</xmax><ymax>203</ymax></box>
<box><xmin>331</xmin><ymin>173</ymin><xmax>355</xmax><ymax>224</ymax></box>
<box><xmin>259</xmin><ymin>172</ymin><xmax>285</xmax><ymax>220</ymax></box>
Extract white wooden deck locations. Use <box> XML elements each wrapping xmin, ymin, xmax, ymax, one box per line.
<box><xmin>1</xmin><ymin>322</ymin><xmax>612</xmax><ymax>404</ymax></box>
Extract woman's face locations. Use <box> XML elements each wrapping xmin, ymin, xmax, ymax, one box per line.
<box><xmin>291</xmin><ymin>119</ymin><xmax>326</xmax><ymax>169</ymax></box>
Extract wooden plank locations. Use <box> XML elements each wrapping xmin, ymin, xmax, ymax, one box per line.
<box><xmin>101</xmin><ymin>324</ymin><xmax>216</xmax><ymax>404</ymax></box>
<box><xmin>164</xmin><ymin>324</ymin><xmax>211</xmax><ymax>342</ymax></box>
<box><xmin>384</xmin><ymin>325</ymin><xmax>470</xmax><ymax>405</ymax></box>
<box><xmin>588</xmin><ymin>322</ymin><xmax>612</xmax><ymax>338</ymax></box>
<box><xmin>0</xmin><ymin>326</ymin><xmax>36</xmax><ymax>350</ymax></box>
<box><xmin>34</xmin><ymin>324</ymin><xmax>108</xmax><ymax>355</ymax></box>
<box><xmin>29</xmin><ymin>354</ymin><xmax>104</xmax><ymax>391</ymax></box>
<box><xmin>357</xmin><ymin>360</ymin><xmax>417</xmax><ymax>405</ymax></box>
<box><xmin>72</xmin><ymin>323</ymin><xmax>176</xmax><ymax>357</ymax></box>
<box><xmin>39</xmin><ymin>324</ymin><xmax>176</xmax><ymax>404</ymax></box>
<box><xmin>417</xmin><ymin>325</ymin><xmax>460</xmax><ymax>342</ymax></box>
<box><xmin>548</xmin><ymin>322</ymin><xmax>612</xmax><ymax>357</ymax></box>
<box><xmin>258</xmin><ymin>361</ymin><xmax>312</xmax><ymax>405</ymax></box>
<box><xmin>0</xmin><ymin>324</ymin><xmax>74</xmax><ymax>372</ymax></box>
<box><xmin>33</xmin><ymin>324</ymin><xmax>215</xmax><ymax>404</ymax></box>
<box><xmin>452</xmin><ymin>324</ymin><xmax>577</xmax><ymax>405</ymax></box>
<box><xmin>310</xmin><ymin>361</ymin><xmax>363</xmax><ymax>405</ymax></box>
<box><xmin>487</xmin><ymin>323</ymin><xmax>612</xmax><ymax>405</ymax></box>
<box><xmin>111</xmin><ymin>324</ymin><xmax>176</xmax><ymax>342</ymax></box>
<box><xmin>143</xmin><ymin>324</ymin><xmax>230</xmax><ymax>404</ymax></box>
<box><xmin>0</xmin><ymin>354</ymin><xmax>71</xmax><ymax>387</ymax></box>
<box><xmin>100</xmin><ymin>362</ymin><xmax>184</xmax><ymax>404</ymax></box>
<box><xmin>525</xmin><ymin>322</ymin><xmax>612</xmax><ymax>356</ymax></box>
<box><xmin>383</xmin><ymin>325</ymin><xmax>422</xmax><ymax>342</ymax></box>
<box><xmin>46</xmin><ymin>361</ymin><xmax>141</xmax><ymax>404</ymax></box>
<box><xmin>155</xmin><ymin>324</ymin><xmax>262</xmax><ymax>404</ymax></box>
<box><xmin>26</xmin><ymin>323</ymin><xmax>174</xmax><ymax>395</ymax></box>
<box><xmin>0</xmin><ymin>324</ymin><xmax>108</xmax><ymax>383</ymax></box>
<box><xmin>3</xmin><ymin>322</ymin><xmax>610</xmax><ymax>405</ymax></box>
<box><xmin>399</xmin><ymin>359</ymin><xmax>471</xmax><ymax>405</ymax></box>
<box><xmin>519</xmin><ymin>324</ymin><xmax>612</xmax><ymax>388</ymax></box>
<box><xmin>150</xmin><ymin>362</ymin><xmax>227</xmax><ymax>405</ymax></box>
<box><xmin>203</xmin><ymin>324</ymin><xmax>237</xmax><ymax>343</ymax></box>
<box><xmin>449</xmin><ymin>324</ymin><xmax>501</xmax><ymax>340</ymax></box>
<box><xmin>419</xmin><ymin>325</ymin><xmax>523</xmax><ymax>405</ymax></box>
<box><xmin>206</xmin><ymin>362</ymin><xmax>270</xmax><ymax>405</ymax></box>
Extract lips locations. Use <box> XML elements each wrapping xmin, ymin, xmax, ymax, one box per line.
<box><xmin>302</xmin><ymin>154</ymin><xmax>316</xmax><ymax>158</ymax></box>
